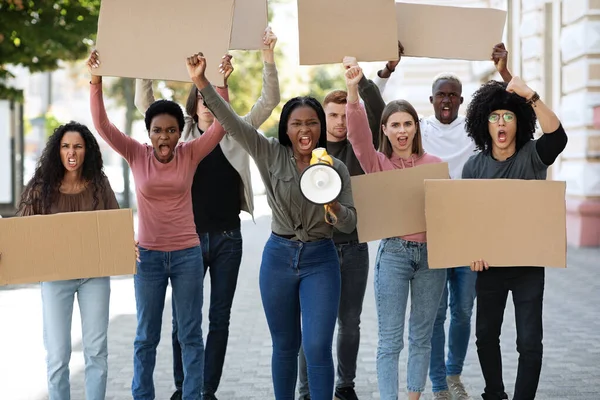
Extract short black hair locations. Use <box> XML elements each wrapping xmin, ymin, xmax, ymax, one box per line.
<box><xmin>277</xmin><ymin>96</ymin><xmax>327</xmax><ymax>148</ymax></box>
<box><xmin>465</xmin><ymin>80</ymin><xmax>537</xmax><ymax>152</ymax></box>
<box><xmin>144</xmin><ymin>99</ymin><xmax>185</xmax><ymax>132</ymax></box>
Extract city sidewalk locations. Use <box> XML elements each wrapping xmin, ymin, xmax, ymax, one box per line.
<box><xmin>1</xmin><ymin>195</ymin><xmax>599</xmax><ymax>399</ymax></box>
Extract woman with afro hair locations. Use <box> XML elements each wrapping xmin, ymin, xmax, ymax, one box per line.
<box><xmin>18</xmin><ymin>122</ymin><xmax>121</xmax><ymax>400</ymax></box>
<box><xmin>462</xmin><ymin>75</ymin><xmax>567</xmax><ymax>400</ymax></box>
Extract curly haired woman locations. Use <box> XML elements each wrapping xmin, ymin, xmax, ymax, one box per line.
<box><xmin>462</xmin><ymin>75</ymin><xmax>567</xmax><ymax>400</ymax></box>
<box><xmin>18</xmin><ymin>122</ymin><xmax>121</xmax><ymax>400</ymax></box>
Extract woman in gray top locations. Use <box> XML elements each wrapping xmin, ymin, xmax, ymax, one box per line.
<box><xmin>187</xmin><ymin>52</ymin><xmax>357</xmax><ymax>400</ymax></box>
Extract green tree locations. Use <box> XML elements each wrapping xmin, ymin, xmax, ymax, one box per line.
<box><xmin>0</xmin><ymin>0</ymin><xmax>100</xmax><ymax>100</ymax></box>
<box><xmin>305</xmin><ymin>65</ymin><xmax>346</xmax><ymax>103</ymax></box>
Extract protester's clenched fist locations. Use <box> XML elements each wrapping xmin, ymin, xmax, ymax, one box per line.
<box><xmin>345</xmin><ymin>65</ymin><xmax>363</xmax><ymax>87</ymax></box>
<box><xmin>186</xmin><ymin>52</ymin><xmax>207</xmax><ymax>80</ymax></box>
<box><xmin>263</xmin><ymin>27</ymin><xmax>277</xmax><ymax>50</ymax></box>
<box><xmin>506</xmin><ymin>76</ymin><xmax>535</xmax><ymax>100</ymax></box>
<box><xmin>343</xmin><ymin>56</ymin><xmax>358</xmax><ymax>70</ymax></box>
<box><xmin>219</xmin><ymin>54</ymin><xmax>233</xmax><ymax>82</ymax></box>
<box><xmin>87</xmin><ymin>50</ymin><xmax>100</xmax><ymax>75</ymax></box>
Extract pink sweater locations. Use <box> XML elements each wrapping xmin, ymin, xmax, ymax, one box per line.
<box><xmin>346</xmin><ymin>101</ymin><xmax>442</xmax><ymax>243</ymax></box>
<box><xmin>90</xmin><ymin>83</ymin><xmax>228</xmax><ymax>251</ymax></box>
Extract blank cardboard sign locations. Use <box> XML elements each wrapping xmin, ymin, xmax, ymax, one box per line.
<box><xmin>94</xmin><ymin>0</ymin><xmax>235</xmax><ymax>85</ymax></box>
<box><xmin>396</xmin><ymin>3</ymin><xmax>507</xmax><ymax>61</ymax></box>
<box><xmin>230</xmin><ymin>0</ymin><xmax>269</xmax><ymax>50</ymax></box>
<box><xmin>297</xmin><ymin>0</ymin><xmax>399</xmax><ymax>65</ymax></box>
<box><xmin>425</xmin><ymin>179</ymin><xmax>567</xmax><ymax>269</ymax></box>
<box><xmin>0</xmin><ymin>210</ymin><xmax>136</xmax><ymax>285</ymax></box>
<box><xmin>351</xmin><ymin>163</ymin><xmax>449</xmax><ymax>243</ymax></box>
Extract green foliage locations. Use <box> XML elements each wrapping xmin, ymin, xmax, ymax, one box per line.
<box><xmin>43</xmin><ymin>110</ymin><xmax>61</xmax><ymax>138</ymax></box>
<box><xmin>0</xmin><ymin>0</ymin><xmax>100</xmax><ymax>100</ymax></box>
<box><xmin>305</xmin><ymin>65</ymin><xmax>347</xmax><ymax>103</ymax></box>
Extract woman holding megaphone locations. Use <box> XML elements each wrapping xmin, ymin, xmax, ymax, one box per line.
<box><xmin>345</xmin><ymin>64</ymin><xmax>446</xmax><ymax>400</ymax></box>
<box><xmin>189</xmin><ymin>52</ymin><xmax>357</xmax><ymax>400</ymax></box>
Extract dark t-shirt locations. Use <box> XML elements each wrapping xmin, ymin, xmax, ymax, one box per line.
<box><xmin>462</xmin><ymin>140</ymin><xmax>547</xmax><ymax>180</ymax></box>
<box><xmin>191</xmin><ymin>141</ymin><xmax>242</xmax><ymax>234</ymax></box>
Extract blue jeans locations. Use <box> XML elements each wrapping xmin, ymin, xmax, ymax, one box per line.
<box><xmin>132</xmin><ymin>245</ymin><xmax>204</xmax><ymax>400</ymax></box>
<box><xmin>172</xmin><ymin>229</ymin><xmax>243</xmax><ymax>395</ymax></box>
<box><xmin>375</xmin><ymin>238</ymin><xmax>446</xmax><ymax>398</ymax></box>
<box><xmin>260</xmin><ymin>233</ymin><xmax>341</xmax><ymax>400</ymax></box>
<box><xmin>429</xmin><ymin>266</ymin><xmax>477</xmax><ymax>392</ymax></box>
<box><xmin>41</xmin><ymin>278</ymin><xmax>110</xmax><ymax>400</ymax></box>
<box><xmin>298</xmin><ymin>241</ymin><xmax>369</xmax><ymax>397</ymax></box>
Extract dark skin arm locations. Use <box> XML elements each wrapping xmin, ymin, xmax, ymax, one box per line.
<box><xmin>492</xmin><ymin>43</ymin><xmax>513</xmax><ymax>83</ymax></box>
<box><xmin>377</xmin><ymin>41</ymin><xmax>404</xmax><ymax>79</ymax></box>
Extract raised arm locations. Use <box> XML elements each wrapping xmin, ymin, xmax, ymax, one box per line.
<box><xmin>134</xmin><ymin>79</ymin><xmax>156</xmax><ymax>116</ymax></box>
<box><xmin>343</xmin><ymin>56</ymin><xmax>384</xmax><ymax>147</ymax></box>
<box><xmin>88</xmin><ymin>51</ymin><xmax>143</xmax><ymax>163</ymax></box>
<box><xmin>242</xmin><ymin>27</ymin><xmax>281</xmax><ymax>129</ymax></box>
<box><xmin>374</xmin><ymin>41</ymin><xmax>404</xmax><ymax>93</ymax></box>
<box><xmin>185</xmin><ymin>84</ymin><xmax>229</xmax><ymax>165</ymax></box>
<box><xmin>188</xmin><ymin>52</ymin><xmax>277</xmax><ymax>162</ymax></box>
<box><xmin>358</xmin><ymin>76</ymin><xmax>384</xmax><ymax>148</ymax></box>
<box><xmin>345</xmin><ymin>66</ymin><xmax>385</xmax><ymax>173</ymax></box>
<box><xmin>505</xmin><ymin>76</ymin><xmax>567</xmax><ymax>165</ymax></box>
<box><xmin>328</xmin><ymin>161</ymin><xmax>357</xmax><ymax>234</ymax></box>
<box><xmin>492</xmin><ymin>43</ymin><xmax>513</xmax><ymax>83</ymax></box>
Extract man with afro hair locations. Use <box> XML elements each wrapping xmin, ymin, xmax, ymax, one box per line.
<box><xmin>462</xmin><ymin>54</ymin><xmax>568</xmax><ymax>400</ymax></box>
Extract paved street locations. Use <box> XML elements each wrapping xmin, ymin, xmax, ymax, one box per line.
<box><xmin>1</xmin><ymin>195</ymin><xmax>599</xmax><ymax>399</ymax></box>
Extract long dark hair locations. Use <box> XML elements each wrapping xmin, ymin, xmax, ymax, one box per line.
<box><xmin>378</xmin><ymin>100</ymin><xmax>423</xmax><ymax>158</ymax></box>
<box><xmin>465</xmin><ymin>80</ymin><xmax>537</xmax><ymax>152</ymax></box>
<box><xmin>185</xmin><ymin>85</ymin><xmax>203</xmax><ymax>124</ymax></box>
<box><xmin>278</xmin><ymin>96</ymin><xmax>327</xmax><ymax>148</ymax></box>
<box><xmin>18</xmin><ymin>121</ymin><xmax>108</xmax><ymax>215</ymax></box>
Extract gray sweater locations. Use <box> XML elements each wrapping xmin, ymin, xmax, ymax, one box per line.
<box><xmin>200</xmin><ymin>84</ymin><xmax>357</xmax><ymax>242</ymax></box>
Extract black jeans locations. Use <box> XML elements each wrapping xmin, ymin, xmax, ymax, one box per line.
<box><xmin>172</xmin><ymin>229</ymin><xmax>243</xmax><ymax>395</ymax></box>
<box><xmin>297</xmin><ymin>241</ymin><xmax>370</xmax><ymax>397</ymax></box>
<box><xmin>475</xmin><ymin>267</ymin><xmax>544</xmax><ymax>400</ymax></box>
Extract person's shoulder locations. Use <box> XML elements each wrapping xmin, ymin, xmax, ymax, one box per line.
<box><xmin>463</xmin><ymin>150</ymin><xmax>486</xmax><ymax>169</ymax></box>
<box><xmin>422</xmin><ymin>152</ymin><xmax>443</xmax><ymax>164</ymax></box>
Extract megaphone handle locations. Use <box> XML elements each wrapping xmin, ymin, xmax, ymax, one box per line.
<box><xmin>324</xmin><ymin>204</ymin><xmax>338</xmax><ymax>226</ymax></box>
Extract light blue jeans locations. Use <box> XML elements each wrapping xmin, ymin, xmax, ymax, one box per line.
<box><xmin>429</xmin><ymin>266</ymin><xmax>477</xmax><ymax>392</ymax></box>
<box><xmin>41</xmin><ymin>277</ymin><xmax>110</xmax><ymax>400</ymax></box>
<box><xmin>375</xmin><ymin>238</ymin><xmax>446</xmax><ymax>398</ymax></box>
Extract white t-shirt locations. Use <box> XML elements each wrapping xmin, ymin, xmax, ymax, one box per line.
<box><xmin>420</xmin><ymin>115</ymin><xmax>478</xmax><ymax>179</ymax></box>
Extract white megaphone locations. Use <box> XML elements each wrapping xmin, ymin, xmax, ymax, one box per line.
<box><xmin>299</xmin><ymin>147</ymin><xmax>342</xmax><ymax>225</ymax></box>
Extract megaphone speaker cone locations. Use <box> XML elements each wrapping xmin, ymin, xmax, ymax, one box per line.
<box><xmin>299</xmin><ymin>164</ymin><xmax>343</xmax><ymax>205</ymax></box>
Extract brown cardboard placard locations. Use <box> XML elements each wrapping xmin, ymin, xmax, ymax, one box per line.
<box><xmin>0</xmin><ymin>210</ymin><xmax>136</xmax><ymax>285</ymax></box>
<box><xmin>94</xmin><ymin>0</ymin><xmax>235</xmax><ymax>85</ymax></box>
<box><xmin>396</xmin><ymin>3</ymin><xmax>507</xmax><ymax>61</ymax></box>
<box><xmin>297</xmin><ymin>0</ymin><xmax>399</xmax><ymax>65</ymax></box>
<box><xmin>351</xmin><ymin>163</ymin><xmax>450</xmax><ymax>243</ymax></box>
<box><xmin>229</xmin><ymin>0</ymin><xmax>269</xmax><ymax>50</ymax></box>
<box><xmin>424</xmin><ymin>179</ymin><xmax>567</xmax><ymax>269</ymax></box>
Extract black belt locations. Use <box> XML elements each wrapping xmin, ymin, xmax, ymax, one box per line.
<box><xmin>273</xmin><ymin>232</ymin><xmax>296</xmax><ymax>240</ymax></box>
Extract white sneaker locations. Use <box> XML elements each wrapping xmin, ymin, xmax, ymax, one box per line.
<box><xmin>446</xmin><ymin>375</ymin><xmax>471</xmax><ymax>400</ymax></box>
<box><xmin>433</xmin><ymin>391</ymin><xmax>452</xmax><ymax>400</ymax></box>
